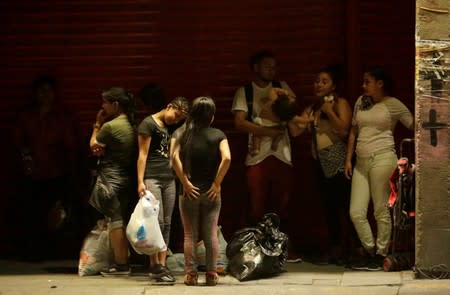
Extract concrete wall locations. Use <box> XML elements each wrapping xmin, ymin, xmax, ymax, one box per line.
<box><xmin>415</xmin><ymin>0</ymin><xmax>450</xmax><ymax>278</ymax></box>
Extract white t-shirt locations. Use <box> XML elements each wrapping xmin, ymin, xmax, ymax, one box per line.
<box><xmin>231</xmin><ymin>81</ymin><xmax>295</xmax><ymax>166</ymax></box>
<box><xmin>352</xmin><ymin>96</ymin><xmax>413</xmax><ymax>158</ymax></box>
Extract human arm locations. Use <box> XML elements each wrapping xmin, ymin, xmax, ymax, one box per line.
<box><xmin>171</xmin><ymin>143</ymin><xmax>200</xmax><ymax>199</ymax></box>
<box><xmin>388</xmin><ymin>98</ymin><xmax>414</xmax><ymax>130</ymax></box>
<box><xmin>169</xmin><ymin>136</ymin><xmax>177</xmax><ymax>168</ymax></box>
<box><xmin>344</xmin><ymin>125</ymin><xmax>358</xmax><ymax>179</ymax></box>
<box><xmin>137</xmin><ymin>134</ymin><xmax>151</xmax><ymax>196</ymax></box>
<box><xmin>89</xmin><ymin>109</ymin><xmax>107</xmax><ymax>156</ymax></box>
<box><xmin>320</xmin><ymin>97</ymin><xmax>352</xmax><ymax>140</ymax></box>
<box><xmin>288</xmin><ymin>107</ymin><xmax>314</xmax><ymax>137</ymax></box>
<box><xmin>207</xmin><ymin>139</ymin><xmax>231</xmax><ymax>200</ymax></box>
<box><xmin>234</xmin><ymin>110</ymin><xmax>285</xmax><ymax>137</ymax></box>
<box><xmin>232</xmin><ymin>86</ymin><xmax>285</xmax><ymax>138</ymax></box>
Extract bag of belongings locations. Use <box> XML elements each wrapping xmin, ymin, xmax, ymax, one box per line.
<box><xmin>126</xmin><ymin>190</ymin><xmax>166</xmax><ymax>255</ymax></box>
<box><xmin>226</xmin><ymin>213</ymin><xmax>288</xmax><ymax>281</ymax></box>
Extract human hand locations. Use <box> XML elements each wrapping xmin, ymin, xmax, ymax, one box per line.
<box><xmin>183</xmin><ymin>180</ymin><xmax>200</xmax><ymax>200</ymax></box>
<box><xmin>207</xmin><ymin>182</ymin><xmax>221</xmax><ymax>200</ymax></box>
<box><xmin>90</xmin><ymin>143</ymin><xmax>105</xmax><ymax>157</ymax></box>
<box><xmin>344</xmin><ymin>160</ymin><xmax>353</xmax><ymax>180</ymax></box>
<box><xmin>320</xmin><ymin>101</ymin><xmax>335</xmax><ymax>115</ymax></box>
<box><xmin>137</xmin><ymin>182</ymin><xmax>146</xmax><ymax>198</ymax></box>
<box><xmin>268</xmin><ymin>87</ymin><xmax>290</xmax><ymax>101</ymax></box>
<box><xmin>95</xmin><ymin>109</ymin><xmax>106</xmax><ymax>126</ymax></box>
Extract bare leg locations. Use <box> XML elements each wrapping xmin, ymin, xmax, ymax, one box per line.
<box><xmin>271</xmin><ymin>134</ymin><xmax>283</xmax><ymax>151</ymax></box>
<box><xmin>150</xmin><ymin>253</ymin><xmax>160</xmax><ymax>267</ymax></box>
<box><xmin>150</xmin><ymin>251</ymin><xmax>167</xmax><ymax>267</ymax></box>
<box><xmin>158</xmin><ymin>251</ymin><xmax>167</xmax><ymax>265</ymax></box>
<box><xmin>109</xmin><ymin>227</ymin><xmax>128</xmax><ymax>265</ymax></box>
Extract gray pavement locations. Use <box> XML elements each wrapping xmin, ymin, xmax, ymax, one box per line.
<box><xmin>0</xmin><ymin>259</ymin><xmax>449</xmax><ymax>295</ymax></box>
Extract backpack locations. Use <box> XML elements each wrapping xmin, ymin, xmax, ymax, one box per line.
<box><xmin>244</xmin><ymin>81</ymin><xmax>282</xmax><ymax>120</ymax></box>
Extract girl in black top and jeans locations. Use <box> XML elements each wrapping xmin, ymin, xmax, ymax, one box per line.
<box><xmin>172</xmin><ymin>97</ymin><xmax>231</xmax><ymax>286</ymax></box>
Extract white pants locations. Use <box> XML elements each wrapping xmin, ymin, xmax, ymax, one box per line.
<box><xmin>349</xmin><ymin>150</ymin><xmax>397</xmax><ymax>256</ymax></box>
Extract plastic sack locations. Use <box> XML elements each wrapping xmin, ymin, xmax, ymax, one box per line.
<box><xmin>78</xmin><ymin>219</ymin><xmax>112</xmax><ymax>276</ymax></box>
<box><xmin>226</xmin><ymin>213</ymin><xmax>288</xmax><ymax>281</ymax></box>
<box><xmin>126</xmin><ymin>190</ymin><xmax>166</xmax><ymax>255</ymax></box>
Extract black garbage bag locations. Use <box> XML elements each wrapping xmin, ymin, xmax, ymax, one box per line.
<box><xmin>226</xmin><ymin>213</ymin><xmax>288</xmax><ymax>281</ymax></box>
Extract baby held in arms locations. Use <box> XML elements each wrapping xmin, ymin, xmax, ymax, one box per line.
<box><xmin>250</xmin><ymin>88</ymin><xmax>312</xmax><ymax>155</ymax></box>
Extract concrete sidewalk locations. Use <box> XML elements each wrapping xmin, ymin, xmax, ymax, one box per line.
<box><xmin>0</xmin><ymin>259</ymin><xmax>449</xmax><ymax>295</ymax></box>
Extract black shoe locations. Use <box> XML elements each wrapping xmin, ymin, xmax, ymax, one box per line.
<box><xmin>152</xmin><ymin>273</ymin><xmax>176</xmax><ymax>285</ymax></box>
<box><xmin>149</xmin><ymin>264</ymin><xmax>174</xmax><ymax>279</ymax></box>
<box><xmin>351</xmin><ymin>256</ymin><xmax>371</xmax><ymax>271</ymax></box>
<box><xmin>351</xmin><ymin>254</ymin><xmax>384</xmax><ymax>271</ymax></box>
<box><xmin>367</xmin><ymin>254</ymin><xmax>384</xmax><ymax>271</ymax></box>
<box><xmin>150</xmin><ymin>266</ymin><xmax>176</xmax><ymax>285</ymax></box>
<box><xmin>100</xmin><ymin>264</ymin><xmax>131</xmax><ymax>276</ymax></box>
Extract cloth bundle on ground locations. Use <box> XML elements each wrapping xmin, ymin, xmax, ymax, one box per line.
<box><xmin>78</xmin><ymin>219</ymin><xmax>112</xmax><ymax>276</ymax></box>
<box><xmin>126</xmin><ymin>190</ymin><xmax>166</xmax><ymax>255</ymax></box>
<box><xmin>226</xmin><ymin>213</ymin><xmax>288</xmax><ymax>281</ymax></box>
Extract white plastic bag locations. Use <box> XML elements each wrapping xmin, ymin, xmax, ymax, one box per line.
<box><xmin>126</xmin><ymin>190</ymin><xmax>166</xmax><ymax>255</ymax></box>
<box><xmin>78</xmin><ymin>219</ymin><xmax>112</xmax><ymax>276</ymax></box>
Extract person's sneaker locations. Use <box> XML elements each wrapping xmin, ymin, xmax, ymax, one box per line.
<box><xmin>149</xmin><ymin>264</ymin><xmax>169</xmax><ymax>279</ymax></box>
<box><xmin>184</xmin><ymin>271</ymin><xmax>198</xmax><ymax>286</ymax></box>
<box><xmin>367</xmin><ymin>254</ymin><xmax>384</xmax><ymax>271</ymax></box>
<box><xmin>153</xmin><ymin>273</ymin><xmax>176</xmax><ymax>285</ymax></box>
<box><xmin>100</xmin><ymin>264</ymin><xmax>131</xmax><ymax>276</ymax></box>
<box><xmin>351</xmin><ymin>256</ymin><xmax>371</xmax><ymax>271</ymax></box>
<box><xmin>205</xmin><ymin>271</ymin><xmax>218</xmax><ymax>286</ymax></box>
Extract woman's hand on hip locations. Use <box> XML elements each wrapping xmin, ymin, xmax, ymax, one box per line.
<box><xmin>207</xmin><ymin>182</ymin><xmax>221</xmax><ymax>200</ymax></box>
<box><xmin>183</xmin><ymin>180</ymin><xmax>200</xmax><ymax>200</ymax></box>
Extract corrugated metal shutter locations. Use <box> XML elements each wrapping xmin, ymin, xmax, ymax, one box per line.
<box><xmin>359</xmin><ymin>1</ymin><xmax>415</xmax><ymax>107</ymax></box>
<box><xmin>0</xmin><ymin>0</ymin><xmax>415</xmax><ymax>250</ymax></box>
<box><xmin>359</xmin><ymin>1</ymin><xmax>415</xmax><ymax>150</ymax></box>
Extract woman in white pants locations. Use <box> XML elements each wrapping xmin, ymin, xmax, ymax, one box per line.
<box><xmin>344</xmin><ymin>66</ymin><xmax>413</xmax><ymax>271</ymax></box>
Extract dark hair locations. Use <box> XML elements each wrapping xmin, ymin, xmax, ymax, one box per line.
<box><xmin>32</xmin><ymin>75</ymin><xmax>56</xmax><ymax>92</ymax></box>
<box><xmin>272</xmin><ymin>94</ymin><xmax>298</xmax><ymax>121</ymax></box>
<box><xmin>167</xmin><ymin>96</ymin><xmax>190</xmax><ymax>133</ymax></box>
<box><xmin>179</xmin><ymin>96</ymin><xmax>216</xmax><ymax>176</ymax></box>
<box><xmin>169</xmin><ymin>96</ymin><xmax>190</xmax><ymax>114</ymax></box>
<box><xmin>319</xmin><ymin>64</ymin><xmax>344</xmax><ymax>85</ymax></box>
<box><xmin>139</xmin><ymin>83</ymin><xmax>166</xmax><ymax>110</ymax></box>
<box><xmin>102</xmin><ymin>87</ymin><xmax>136</xmax><ymax>126</ymax></box>
<box><xmin>248</xmin><ymin>50</ymin><xmax>276</xmax><ymax>69</ymax></box>
<box><xmin>364</xmin><ymin>66</ymin><xmax>395</xmax><ymax>95</ymax></box>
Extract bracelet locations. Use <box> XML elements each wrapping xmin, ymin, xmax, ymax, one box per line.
<box><xmin>93</xmin><ymin>123</ymin><xmax>101</xmax><ymax>129</ymax></box>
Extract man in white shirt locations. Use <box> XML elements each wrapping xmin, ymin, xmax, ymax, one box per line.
<box><xmin>231</xmin><ymin>50</ymin><xmax>301</xmax><ymax>262</ymax></box>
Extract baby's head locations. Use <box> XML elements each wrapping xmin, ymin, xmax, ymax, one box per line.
<box><xmin>272</xmin><ymin>94</ymin><xmax>298</xmax><ymax>122</ymax></box>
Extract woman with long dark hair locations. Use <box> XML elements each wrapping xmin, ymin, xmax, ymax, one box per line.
<box><xmin>290</xmin><ymin>65</ymin><xmax>356</xmax><ymax>264</ymax></box>
<box><xmin>172</xmin><ymin>97</ymin><xmax>231</xmax><ymax>286</ymax></box>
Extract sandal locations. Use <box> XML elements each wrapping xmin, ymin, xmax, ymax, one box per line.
<box><xmin>183</xmin><ymin>271</ymin><xmax>198</xmax><ymax>286</ymax></box>
<box><xmin>205</xmin><ymin>271</ymin><xmax>218</xmax><ymax>286</ymax></box>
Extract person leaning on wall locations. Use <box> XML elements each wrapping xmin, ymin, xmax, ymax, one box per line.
<box><xmin>89</xmin><ymin>87</ymin><xmax>137</xmax><ymax>276</ymax></box>
<box><xmin>344</xmin><ymin>66</ymin><xmax>414</xmax><ymax>271</ymax></box>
